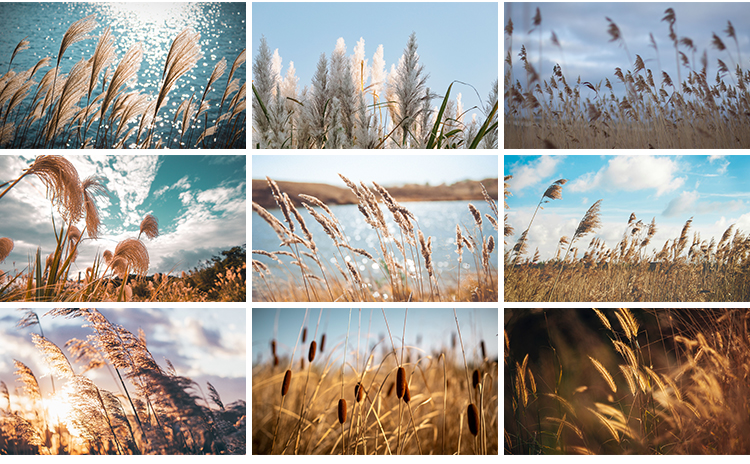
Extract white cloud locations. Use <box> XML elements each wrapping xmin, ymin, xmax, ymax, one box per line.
<box><xmin>568</xmin><ymin>155</ymin><xmax>685</xmax><ymax>196</ymax></box>
<box><xmin>507</xmin><ymin>155</ymin><xmax>565</xmax><ymax>193</ymax></box>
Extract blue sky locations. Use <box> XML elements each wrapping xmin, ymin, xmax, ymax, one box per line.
<box><xmin>0</xmin><ymin>155</ymin><xmax>246</xmax><ymax>276</ymax></box>
<box><xmin>253</xmin><ymin>154</ymin><xmax>499</xmax><ymax>187</ymax></box>
<box><xmin>252</xmin><ymin>2</ymin><xmax>498</xmax><ymax>122</ymax></box>
<box><xmin>252</xmin><ymin>308</ymin><xmax>498</xmax><ymax>367</ymax></box>
<box><xmin>504</xmin><ymin>155</ymin><xmax>750</xmax><ymax>261</ymax></box>
<box><xmin>505</xmin><ymin>2</ymin><xmax>750</xmax><ymax>99</ymax></box>
<box><xmin>0</xmin><ymin>308</ymin><xmax>246</xmax><ymax>405</ymax></box>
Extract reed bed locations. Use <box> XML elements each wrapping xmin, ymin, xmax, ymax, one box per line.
<box><xmin>505</xmin><ymin>8</ymin><xmax>750</xmax><ymax>148</ymax></box>
<box><xmin>0</xmin><ymin>308</ymin><xmax>245</xmax><ymax>455</ymax></box>
<box><xmin>253</xmin><ymin>309</ymin><xmax>498</xmax><ymax>455</ymax></box>
<box><xmin>506</xmin><ymin>308</ymin><xmax>750</xmax><ymax>454</ymax></box>
<box><xmin>0</xmin><ymin>155</ymin><xmax>246</xmax><ymax>302</ymax></box>
<box><xmin>252</xmin><ymin>176</ymin><xmax>498</xmax><ymax>302</ymax></box>
<box><xmin>0</xmin><ymin>14</ymin><xmax>245</xmax><ymax>149</ymax></box>
<box><xmin>505</xmin><ymin>175</ymin><xmax>750</xmax><ymax>302</ymax></box>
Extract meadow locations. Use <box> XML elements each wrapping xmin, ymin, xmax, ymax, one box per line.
<box><xmin>0</xmin><ymin>155</ymin><xmax>246</xmax><ymax>302</ymax></box>
<box><xmin>505</xmin><ymin>308</ymin><xmax>750</xmax><ymax>454</ymax></box>
<box><xmin>0</xmin><ymin>13</ymin><xmax>245</xmax><ymax>148</ymax></box>
<box><xmin>504</xmin><ymin>175</ymin><xmax>750</xmax><ymax>302</ymax></box>
<box><xmin>252</xmin><ymin>176</ymin><xmax>498</xmax><ymax>302</ymax></box>
<box><xmin>252</xmin><ymin>308</ymin><xmax>498</xmax><ymax>454</ymax></box>
<box><xmin>504</xmin><ymin>8</ymin><xmax>750</xmax><ymax>148</ymax></box>
<box><xmin>252</xmin><ymin>33</ymin><xmax>498</xmax><ymax>149</ymax></box>
<box><xmin>1</xmin><ymin>308</ymin><xmax>245</xmax><ymax>455</ymax></box>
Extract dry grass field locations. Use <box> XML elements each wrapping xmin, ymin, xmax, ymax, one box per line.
<box><xmin>252</xmin><ymin>308</ymin><xmax>498</xmax><ymax>455</ymax></box>
<box><xmin>504</xmin><ymin>8</ymin><xmax>750</xmax><ymax>149</ymax></box>
<box><xmin>504</xmin><ymin>175</ymin><xmax>750</xmax><ymax>302</ymax></box>
<box><xmin>506</xmin><ymin>308</ymin><xmax>750</xmax><ymax>454</ymax></box>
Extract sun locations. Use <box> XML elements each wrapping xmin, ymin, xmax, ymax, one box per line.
<box><xmin>44</xmin><ymin>395</ymin><xmax>72</xmax><ymax>433</ymax></box>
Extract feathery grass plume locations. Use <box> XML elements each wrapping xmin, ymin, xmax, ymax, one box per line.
<box><xmin>87</xmin><ymin>27</ymin><xmax>116</xmax><ymax>101</ymax></box>
<box><xmin>46</xmin><ymin>58</ymin><xmax>93</xmax><ymax>143</ymax></box>
<box><xmin>95</xmin><ymin>42</ymin><xmax>143</xmax><ymax>143</ymax></box>
<box><xmin>8</xmin><ymin>36</ymin><xmax>30</xmax><ymax>72</ymax></box>
<box><xmin>112</xmin><ymin>238</ymin><xmax>149</xmax><ymax>277</ymax></box>
<box><xmin>81</xmin><ymin>176</ymin><xmax>108</xmax><ymax>239</ymax></box>
<box><xmin>0</xmin><ymin>155</ymin><xmax>83</xmax><ymax>222</ymax></box>
<box><xmin>588</xmin><ymin>356</ymin><xmax>617</xmax><ymax>393</ymax></box>
<box><xmin>13</xmin><ymin>360</ymin><xmax>42</xmax><ymax>402</ymax></box>
<box><xmin>148</xmin><ymin>28</ymin><xmax>202</xmax><ymax>143</ymax></box>
<box><xmin>138</xmin><ymin>214</ymin><xmax>159</xmax><ymax>240</ymax></box>
<box><xmin>0</xmin><ymin>237</ymin><xmax>13</xmax><ymax>262</ymax></box>
<box><xmin>32</xmin><ymin>333</ymin><xmax>75</xmax><ymax>379</ymax></box>
<box><xmin>387</xmin><ymin>32</ymin><xmax>433</xmax><ymax>147</ymax></box>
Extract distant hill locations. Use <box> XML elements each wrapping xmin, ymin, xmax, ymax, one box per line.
<box><xmin>252</xmin><ymin>178</ymin><xmax>498</xmax><ymax>209</ymax></box>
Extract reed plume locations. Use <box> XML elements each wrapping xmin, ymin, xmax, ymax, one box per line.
<box><xmin>81</xmin><ymin>176</ymin><xmax>109</xmax><ymax>239</ymax></box>
<box><xmin>138</xmin><ymin>214</ymin><xmax>159</xmax><ymax>240</ymax></box>
<box><xmin>0</xmin><ymin>237</ymin><xmax>13</xmax><ymax>262</ymax></box>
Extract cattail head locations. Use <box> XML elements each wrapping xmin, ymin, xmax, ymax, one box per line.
<box><xmin>308</xmin><ymin>340</ymin><xmax>317</xmax><ymax>362</ymax></box>
<box><xmin>270</xmin><ymin>339</ymin><xmax>276</xmax><ymax>356</ymax></box>
<box><xmin>302</xmin><ymin>327</ymin><xmax>307</xmax><ymax>343</ymax></box>
<box><xmin>467</xmin><ymin>403</ymin><xmax>480</xmax><ymax>436</ymax></box>
<box><xmin>480</xmin><ymin>340</ymin><xmax>487</xmax><ymax>360</ymax></box>
<box><xmin>386</xmin><ymin>381</ymin><xmax>395</xmax><ymax>397</ymax></box>
<box><xmin>473</xmin><ymin>369</ymin><xmax>481</xmax><ymax>389</ymax></box>
<box><xmin>338</xmin><ymin>398</ymin><xmax>347</xmax><ymax>424</ymax></box>
<box><xmin>281</xmin><ymin>369</ymin><xmax>292</xmax><ymax>396</ymax></box>
<box><xmin>320</xmin><ymin>334</ymin><xmax>326</xmax><ymax>353</ymax></box>
<box><xmin>355</xmin><ymin>382</ymin><xmax>364</xmax><ymax>402</ymax></box>
<box><xmin>403</xmin><ymin>381</ymin><xmax>411</xmax><ymax>404</ymax></box>
<box><xmin>396</xmin><ymin>367</ymin><xmax>406</xmax><ymax>399</ymax></box>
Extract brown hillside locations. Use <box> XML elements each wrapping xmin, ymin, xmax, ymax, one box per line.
<box><xmin>252</xmin><ymin>178</ymin><xmax>498</xmax><ymax>209</ymax></box>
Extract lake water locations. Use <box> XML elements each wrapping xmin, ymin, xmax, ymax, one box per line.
<box><xmin>0</xmin><ymin>2</ymin><xmax>245</xmax><ymax>148</ymax></box>
<box><xmin>252</xmin><ymin>200</ymin><xmax>498</xmax><ymax>298</ymax></box>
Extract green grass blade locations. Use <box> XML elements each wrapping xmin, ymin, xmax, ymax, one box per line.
<box><xmin>469</xmin><ymin>101</ymin><xmax>498</xmax><ymax>149</ymax></box>
<box><xmin>427</xmin><ymin>82</ymin><xmax>454</xmax><ymax>149</ymax></box>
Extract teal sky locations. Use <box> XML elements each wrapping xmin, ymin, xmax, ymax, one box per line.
<box><xmin>252</xmin><ymin>2</ymin><xmax>499</xmax><ymax>122</ymax></box>
<box><xmin>504</xmin><ymin>155</ymin><xmax>749</xmax><ymax>260</ymax></box>
<box><xmin>0</xmin><ymin>308</ymin><xmax>246</xmax><ymax>404</ymax></box>
<box><xmin>0</xmin><ymin>155</ymin><xmax>246</xmax><ymax>276</ymax></box>
<box><xmin>252</xmin><ymin>154</ymin><xmax>499</xmax><ymax>187</ymax></box>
